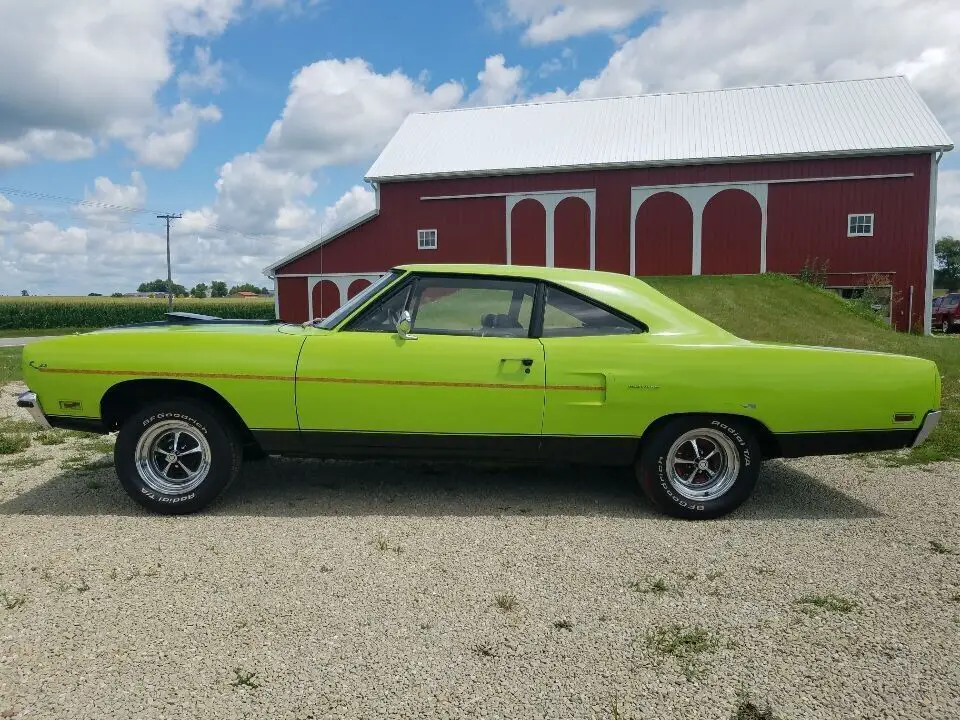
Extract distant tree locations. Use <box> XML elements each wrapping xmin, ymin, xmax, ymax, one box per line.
<box><xmin>88</xmin><ymin>292</ymin><xmax>102</xmax><ymax>297</ymax></box>
<box><xmin>111</xmin><ymin>292</ymin><xmax>124</xmax><ymax>298</ymax></box>
<box><xmin>210</xmin><ymin>281</ymin><xmax>228</xmax><ymax>298</ymax></box>
<box><xmin>137</xmin><ymin>279</ymin><xmax>187</xmax><ymax>296</ymax></box>
<box><xmin>260</xmin><ymin>286</ymin><xmax>270</xmax><ymax>295</ymax></box>
<box><xmin>935</xmin><ymin>236</ymin><xmax>960</xmax><ymax>292</ymax></box>
<box><xmin>190</xmin><ymin>282</ymin><xmax>208</xmax><ymax>299</ymax></box>
<box><xmin>228</xmin><ymin>282</ymin><xmax>263</xmax><ymax>295</ymax></box>
<box><xmin>20</xmin><ymin>289</ymin><xmax>28</xmax><ymax>296</ymax></box>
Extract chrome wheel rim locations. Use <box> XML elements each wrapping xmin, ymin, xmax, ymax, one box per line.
<box><xmin>134</xmin><ymin>420</ymin><xmax>211</xmax><ymax>495</ymax></box>
<box><xmin>665</xmin><ymin>428</ymin><xmax>740</xmax><ymax>501</ymax></box>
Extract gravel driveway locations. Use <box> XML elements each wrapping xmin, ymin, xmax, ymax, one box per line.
<box><xmin>0</xmin><ymin>383</ymin><xmax>958</xmax><ymax>720</ymax></box>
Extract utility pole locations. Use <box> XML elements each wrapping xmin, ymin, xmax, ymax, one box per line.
<box><xmin>157</xmin><ymin>213</ymin><xmax>182</xmax><ymax>311</ymax></box>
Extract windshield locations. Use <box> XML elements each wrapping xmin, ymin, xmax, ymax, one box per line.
<box><xmin>315</xmin><ymin>271</ymin><xmax>401</xmax><ymax>329</ymax></box>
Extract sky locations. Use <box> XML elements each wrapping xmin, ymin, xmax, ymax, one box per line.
<box><xmin>0</xmin><ymin>0</ymin><xmax>958</xmax><ymax>296</ymax></box>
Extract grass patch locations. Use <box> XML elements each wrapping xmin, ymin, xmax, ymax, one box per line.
<box><xmin>371</xmin><ymin>533</ymin><xmax>402</xmax><ymax>554</ymax></box>
<box><xmin>647</xmin><ymin>274</ymin><xmax>960</xmax><ymax>465</ymax></box>
<box><xmin>929</xmin><ymin>540</ymin><xmax>956</xmax><ymax>555</ymax></box>
<box><xmin>0</xmin><ymin>455</ymin><xmax>45</xmax><ymax>471</ymax></box>
<box><xmin>0</xmin><ymin>347</ymin><xmax>23</xmax><ymax>384</ymax></box>
<box><xmin>61</xmin><ymin>453</ymin><xmax>114</xmax><ymax>473</ymax></box>
<box><xmin>794</xmin><ymin>594</ymin><xmax>858</xmax><ymax>614</ymax></box>
<box><xmin>34</xmin><ymin>429</ymin><xmax>71</xmax><ymax>445</ymax></box>
<box><xmin>646</xmin><ymin>625</ymin><xmax>719</xmax><ymax>659</ymax></box>
<box><xmin>0</xmin><ymin>432</ymin><xmax>30</xmax><ymax>455</ymax></box>
<box><xmin>629</xmin><ymin>578</ymin><xmax>671</xmax><ymax>595</ymax></box>
<box><xmin>0</xmin><ymin>327</ymin><xmax>90</xmax><ymax>338</ymax></box>
<box><xmin>553</xmin><ymin>618</ymin><xmax>574</xmax><ymax>631</ymax></box>
<box><xmin>732</xmin><ymin>692</ymin><xmax>776</xmax><ymax>720</ymax></box>
<box><xmin>471</xmin><ymin>643</ymin><xmax>497</xmax><ymax>658</ymax></box>
<box><xmin>494</xmin><ymin>593</ymin><xmax>518</xmax><ymax>612</ymax></box>
<box><xmin>229</xmin><ymin>667</ymin><xmax>260</xmax><ymax>689</ymax></box>
<box><xmin>1</xmin><ymin>592</ymin><xmax>26</xmax><ymax>610</ymax></box>
<box><xmin>0</xmin><ymin>418</ymin><xmax>38</xmax><ymax>433</ymax></box>
<box><xmin>78</xmin><ymin>435</ymin><xmax>115</xmax><ymax>454</ymax></box>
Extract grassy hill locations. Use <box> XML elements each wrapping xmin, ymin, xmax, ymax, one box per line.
<box><xmin>646</xmin><ymin>273</ymin><xmax>957</xmax><ymax>465</ymax></box>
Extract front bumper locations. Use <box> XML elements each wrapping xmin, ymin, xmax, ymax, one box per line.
<box><xmin>912</xmin><ymin>410</ymin><xmax>941</xmax><ymax>448</ymax></box>
<box><xmin>17</xmin><ymin>391</ymin><xmax>52</xmax><ymax>430</ymax></box>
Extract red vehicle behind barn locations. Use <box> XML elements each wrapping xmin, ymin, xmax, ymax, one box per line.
<box><xmin>266</xmin><ymin>77</ymin><xmax>953</xmax><ymax>332</ymax></box>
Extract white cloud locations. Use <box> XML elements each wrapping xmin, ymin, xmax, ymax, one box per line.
<box><xmin>0</xmin><ymin>195</ymin><xmax>13</xmax><ymax>214</ymax></box>
<box><xmin>938</xmin><ymin>170</ymin><xmax>960</xmax><ymax>240</ymax></box>
<box><xmin>499</xmin><ymin>0</ymin><xmax>657</xmax><ymax>44</ymax></box>
<box><xmin>115</xmin><ymin>102</ymin><xmax>223</xmax><ymax>169</ymax></box>
<box><xmin>468</xmin><ymin>54</ymin><xmax>525</xmax><ymax>106</ymax></box>
<box><xmin>322</xmin><ymin>185</ymin><xmax>376</xmax><ymax>232</ymax></box>
<box><xmin>263</xmin><ymin>58</ymin><xmax>463</xmax><ymax>169</ymax></box>
<box><xmin>0</xmin><ymin>129</ymin><xmax>97</xmax><ymax>168</ymax></box>
<box><xmin>544</xmin><ymin>1</ymin><xmax>960</xmax><ymax>137</ymax></box>
<box><xmin>178</xmin><ymin>46</ymin><xmax>226</xmax><ymax>94</ymax></box>
<box><xmin>0</xmin><ymin>1</ymin><xmax>295</xmax><ymax>170</ymax></box>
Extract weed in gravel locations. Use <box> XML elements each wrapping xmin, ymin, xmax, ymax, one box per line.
<box><xmin>929</xmin><ymin>540</ymin><xmax>956</xmax><ymax>555</ymax></box>
<box><xmin>62</xmin><ymin>454</ymin><xmax>113</xmax><ymax>473</ymax></box>
<box><xmin>494</xmin><ymin>593</ymin><xmax>518</xmax><ymax>612</ymax></box>
<box><xmin>0</xmin><ymin>418</ymin><xmax>38</xmax><ymax>434</ymax></box>
<box><xmin>630</xmin><ymin>578</ymin><xmax>671</xmax><ymax>595</ymax></box>
<box><xmin>794</xmin><ymin>594</ymin><xmax>858</xmax><ymax>614</ymax></box>
<box><xmin>230</xmin><ymin>668</ymin><xmax>260</xmax><ymax>689</ymax></box>
<box><xmin>609</xmin><ymin>694</ymin><xmax>636</xmax><ymax>720</ymax></box>
<box><xmin>646</xmin><ymin>625</ymin><xmax>719</xmax><ymax>659</ymax></box>
<box><xmin>0</xmin><ymin>432</ymin><xmax>30</xmax><ymax>455</ymax></box>
<box><xmin>471</xmin><ymin>643</ymin><xmax>497</xmax><ymax>658</ymax></box>
<box><xmin>108</xmin><ymin>568</ymin><xmax>118</xmax><ymax>580</ymax></box>
<box><xmin>76</xmin><ymin>579</ymin><xmax>90</xmax><ymax>593</ymax></box>
<box><xmin>79</xmin><ymin>436</ymin><xmax>115</xmax><ymax>454</ymax></box>
<box><xmin>34</xmin><ymin>429</ymin><xmax>70</xmax><ymax>445</ymax></box>
<box><xmin>951</xmin><ymin>593</ymin><xmax>960</xmax><ymax>602</ymax></box>
<box><xmin>1</xmin><ymin>592</ymin><xmax>26</xmax><ymax>610</ymax></box>
<box><xmin>419</xmin><ymin>622</ymin><xmax>433</xmax><ymax>631</ymax></box>
<box><xmin>318</xmin><ymin>565</ymin><xmax>334</xmax><ymax>573</ymax></box>
<box><xmin>372</xmin><ymin>534</ymin><xmax>401</xmax><ymax>553</ymax></box>
<box><xmin>754</xmin><ymin>567</ymin><xmax>776</xmax><ymax>576</ymax></box>
<box><xmin>84</xmin><ymin>478</ymin><xmax>103</xmax><ymax>490</ymax></box>
<box><xmin>732</xmin><ymin>692</ymin><xmax>776</xmax><ymax>720</ymax></box>
<box><xmin>553</xmin><ymin>619</ymin><xmax>574</xmax><ymax>631</ymax></box>
<box><xmin>706</xmin><ymin>571</ymin><xmax>724</xmax><ymax>580</ymax></box>
<box><xmin>0</xmin><ymin>455</ymin><xmax>45</xmax><ymax>470</ymax></box>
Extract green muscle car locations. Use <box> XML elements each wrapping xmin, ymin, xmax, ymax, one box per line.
<box><xmin>18</xmin><ymin>265</ymin><xmax>941</xmax><ymax>519</ymax></box>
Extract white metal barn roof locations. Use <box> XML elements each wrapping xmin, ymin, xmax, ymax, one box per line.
<box><xmin>365</xmin><ymin>76</ymin><xmax>953</xmax><ymax>182</ymax></box>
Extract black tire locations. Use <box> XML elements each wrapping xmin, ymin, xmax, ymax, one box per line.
<box><xmin>636</xmin><ymin>416</ymin><xmax>761</xmax><ymax>520</ymax></box>
<box><xmin>114</xmin><ymin>399</ymin><xmax>242</xmax><ymax>515</ymax></box>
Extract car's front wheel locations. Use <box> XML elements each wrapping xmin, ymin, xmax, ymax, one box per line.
<box><xmin>942</xmin><ymin>319</ymin><xmax>951</xmax><ymax>334</ymax></box>
<box><xmin>114</xmin><ymin>399</ymin><xmax>242</xmax><ymax>515</ymax></box>
<box><xmin>637</xmin><ymin>416</ymin><xmax>761</xmax><ymax>520</ymax></box>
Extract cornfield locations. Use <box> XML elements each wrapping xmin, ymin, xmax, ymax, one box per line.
<box><xmin>0</xmin><ymin>297</ymin><xmax>275</xmax><ymax>329</ymax></box>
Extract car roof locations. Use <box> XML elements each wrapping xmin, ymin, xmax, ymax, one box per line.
<box><xmin>393</xmin><ymin>264</ymin><xmax>733</xmax><ymax>338</ymax></box>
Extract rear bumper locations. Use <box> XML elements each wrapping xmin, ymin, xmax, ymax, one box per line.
<box><xmin>16</xmin><ymin>391</ymin><xmax>51</xmax><ymax>430</ymax></box>
<box><xmin>911</xmin><ymin>410</ymin><xmax>941</xmax><ymax>449</ymax></box>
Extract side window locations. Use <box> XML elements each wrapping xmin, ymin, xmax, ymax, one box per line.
<box><xmin>347</xmin><ymin>282</ymin><xmax>414</xmax><ymax>333</ymax></box>
<box><xmin>411</xmin><ymin>277</ymin><xmax>537</xmax><ymax>337</ymax></box>
<box><xmin>541</xmin><ymin>286</ymin><xmax>642</xmax><ymax>337</ymax></box>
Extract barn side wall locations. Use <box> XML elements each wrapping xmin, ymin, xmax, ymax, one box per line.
<box><xmin>274</xmin><ymin>154</ymin><xmax>933</xmax><ymax>330</ymax></box>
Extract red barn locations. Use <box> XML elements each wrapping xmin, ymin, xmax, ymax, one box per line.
<box><xmin>265</xmin><ymin>76</ymin><xmax>953</xmax><ymax>332</ymax></box>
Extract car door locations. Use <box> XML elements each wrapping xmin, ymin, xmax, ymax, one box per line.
<box><xmin>295</xmin><ymin>274</ymin><xmax>545</xmax><ymax>455</ymax></box>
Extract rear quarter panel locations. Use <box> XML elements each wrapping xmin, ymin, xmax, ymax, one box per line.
<box><xmin>541</xmin><ymin>336</ymin><xmax>938</xmax><ymax>436</ymax></box>
<box><xmin>22</xmin><ymin>328</ymin><xmax>306</xmax><ymax>430</ymax></box>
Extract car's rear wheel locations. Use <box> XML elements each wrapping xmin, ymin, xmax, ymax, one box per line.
<box><xmin>943</xmin><ymin>319</ymin><xmax>951</xmax><ymax>334</ymax></box>
<box><xmin>637</xmin><ymin>416</ymin><xmax>761</xmax><ymax>520</ymax></box>
<box><xmin>114</xmin><ymin>399</ymin><xmax>242</xmax><ymax>515</ymax></box>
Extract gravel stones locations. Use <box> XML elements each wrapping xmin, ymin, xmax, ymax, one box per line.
<box><xmin>0</xmin><ymin>384</ymin><xmax>957</xmax><ymax>719</ymax></box>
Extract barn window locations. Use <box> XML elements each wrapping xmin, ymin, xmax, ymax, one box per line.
<box><xmin>847</xmin><ymin>214</ymin><xmax>874</xmax><ymax>237</ymax></box>
<box><xmin>417</xmin><ymin>229</ymin><xmax>438</xmax><ymax>250</ymax></box>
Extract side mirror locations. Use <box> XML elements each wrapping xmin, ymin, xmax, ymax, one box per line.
<box><xmin>396</xmin><ymin>310</ymin><xmax>417</xmax><ymax>340</ymax></box>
